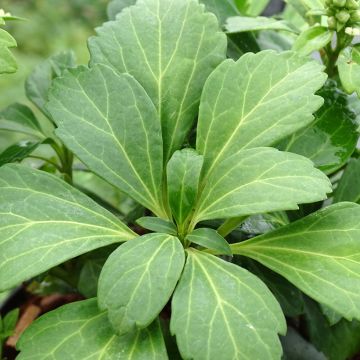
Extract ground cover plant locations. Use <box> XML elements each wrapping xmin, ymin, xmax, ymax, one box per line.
<box><xmin>2</xmin><ymin>0</ymin><xmax>360</xmax><ymax>359</ymax></box>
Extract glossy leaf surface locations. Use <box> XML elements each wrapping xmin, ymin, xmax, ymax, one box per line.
<box><xmin>17</xmin><ymin>299</ymin><xmax>168</xmax><ymax>359</ymax></box>
<box><xmin>48</xmin><ymin>65</ymin><xmax>165</xmax><ymax>216</ymax></box>
<box><xmin>89</xmin><ymin>0</ymin><xmax>227</xmax><ymax>160</ymax></box>
<box><xmin>98</xmin><ymin>233</ymin><xmax>185</xmax><ymax>334</ymax></box>
<box><xmin>136</xmin><ymin>217</ymin><xmax>177</xmax><ymax>236</ymax></box>
<box><xmin>197</xmin><ymin>50</ymin><xmax>327</xmax><ymax>177</ymax></box>
<box><xmin>232</xmin><ymin>203</ymin><xmax>360</xmax><ymax>321</ymax></box>
<box><xmin>0</xmin><ymin>164</ymin><xmax>134</xmax><ymax>291</ymax></box>
<box><xmin>167</xmin><ymin>149</ymin><xmax>203</xmax><ymax>226</ymax></box>
<box><xmin>171</xmin><ymin>250</ymin><xmax>286</xmax><ymax>360</ymax></box>
<box><xmin>194</xmin><ymin>147</ymin><xmax>331</xmax><ymax>222</ymax></box>
<box><xmin>185</xmin><ymin>228</ymin><xmax>231</xmax><ymax>255</ymax></box>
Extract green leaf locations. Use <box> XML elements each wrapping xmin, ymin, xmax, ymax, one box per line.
<box><xmin>338</xmin><ymin>45</ymin><xmax>360</xmax><ymax>97</ymax></box>
<box><xmin>25</xmin><ymin>51</ymin><xmax>76</xmax><ymax>116</ymax></box>
<box><xmin>136</xmin><ymin>217</ymin><xmax>177</xmax><ymax>236</ymax></box>
<box><xmin>89</xmin><ymin>0</ymin><xmax>227</xmax><ymax>160</ymax></box>
<box><xmin>167</xmin><ymin>149</ymin><xmax>203</xmax><ymax>227</ymax></box>
<box><xmin>243</xmin><ymin>259</ymin><xmax>305</xmax><ymax>317</ymax></box>
<box><xmin>17</xmin><ymin>299</ymin><xmax>168</xmax><ymax>360</ymax></box>
<box><xmin>320</xmin><ymin>303</ymin><xmax>342</xmax><ymax>326</ymax></box>
<box><xmin>232</xmin><ymin>202</ymin><xmax>360</xmax><ymax>321</ymax></box>
<box><xmin>47</xmin><ymin>65</ymin><xmax>166</xmax><ymax>217</ymax></box>
<box><xmin>304</xmin><ymin>298</ymin><xmax>360</xmax><ymax>360</ymax></box>
<box><xmin>0</xmin><ymin>164</ymin><xmax>134</xmax><ymax>291</ymax></box>
<box><xmin>0</xmin><ymin>28</ymin><xmax>17</xmax><ymax>74</ymax></box>
<box><xmin>258</xmin><ymin>31</ymin><xmax>293</xmax><ymax>53</ymax></box>
<box><xmin>0</xmin><ymin>141</ymin><xmax>40</xmax><ymax>166</ymax></box>
<box><xmin>193</xmin><ymin>147</ymin><xmax>331</xmax><ymax>222</ymax></box>
<box><xmin>199</xmin><ymin>0</ymin><xmax>240</xmax><ymax>24</ymax></box>
<box><xmin>278</xmin><ymin>81</ymin><xmax>358</xmax><ymax>174</ymax></box>
<box><xmin>225</xmin><ymin>16</ymin><xmax>299</xmax><ymax>34</ymax></box>
<box><xmin>197</xmin><ymin>50</ymin><xmax>327</xmax><ymax>178</ymax></box>
<box><xmin>185</xmin><ymin>228</ymin><xmax>232</xmax><ymax>255</ymax></box>
<box><xmin>98</xmin><ymin>233</ymin><xmax>185</xmax><ymax>335</ymax></box>
<box><xmin>78</xmin><ymin>247</ymin><xmax>115</xmax><ymax>298</ymax></box>
<box><xmin>286</xmin><ymin>0</ymin><xmax>325</xmax><ymax>19</ymax></box>
<box><xmin>235</xmin><ymin>0</ymin><xmax>271</xmax><ymax>16</ymax></box>
<box><xmin>107</xmin><ymin>0</ymin><xmax>136</xmax><ymax>20</ymax></box>
<box><xmin>292</xmin><ymin>26</ymin><xmax>333</xmax><ymax>56</ymax></box>
<box><xmin>3</xmin><ymin>308</ymin><xmax>19</xmax><ymax>335</ymax></box>
<box><xmin>0</xmin><ymin>103</ymin><xmax>44</xmax><ymax>138</ymax></box>
<box><xmin>334</xmin><ymin>158</ymin><xmax>360</xmax><ymax>203</ymax></box>
<box><xmin>171</xmin><ymin>250</ymin><xmax>286</xmax><ymax>360</ymax></box>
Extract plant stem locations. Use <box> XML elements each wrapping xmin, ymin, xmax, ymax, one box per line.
<box><xmin>217</xmin><ymin>216</ymin><xmax>248</xmax><ymax>237</ymax></box>
<box><xmin>28</xmin><ymin>156</ymin><xmax>62</xmax><ymax>171</ymax></box>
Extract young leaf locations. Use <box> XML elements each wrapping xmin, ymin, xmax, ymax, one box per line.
<box><xmin>292</xmin><ymin>26</ymin><xmax>333</xmax><ymax>56</ymax></box>
<box><xmin>235</xmin><ymin>0</ymin><xmax>271</xmax><ymax>16</ymax></box>
<box><xmin>0</xmin><ymin>103</ymin><xmax>44</xmax><ymax>138</ymax></box>
<box><xmin>338</xmin><ymin>45</ymin><xmax>360</xmax><ymax>97</ymax></box>
<box><xmin>185</xmin><ymin>228</ymin><xmax>232</xmax><ymax>255</ymax></box>
<box><xmin>0</xmin><ymin>164</ymin><xmax>135</xmax><ymax>291</ymax></box>
<box><xmin>98</xmin><ymin>233</ymin><xmax>185</xmax><ymax>335</ymax></box>
<box><xmin>47</xmin><ymin>65</ymin><xmax>165</xmax><ymax>217</ymax></box>
<box><xmin>0</xmin><ymin>141</ymin><xmax>40</xmax><ymax>167</ymax></box>
<box><xmin>25</xmin><ymin>51</ymin><xmax>76</xmax><ymax>116</ymax></box>
<box><xmin>0</xmin><ymin>28</ymin><xmax>17</xmax><ymax>74</ymax></box>
<box><xmin>3</xmin><ymin>308</ymin><xmax>19</xmax><ymax>335</ymax></box>
<box><xmin>107</xmin><ymin>0</ymin><xmax>136</xmax><ymax>20</ymax></box>
<box><xmin>231</xmin><ymin>202</ymin><xmax>360</xmax><ymax>321</ymax></box>
<box><xmin>193</xmin><ymin>147</ymin><xmax>331</xmax><ymax>222</ymax></box>
<box><xmin>225</xmin><ymin>16</ymin><xmax>299</xmax><ymax>34</ymax></box>
<box><xmin>167</xmin><ymin>149</ymin><xmax>203</xmax><ymax>227</ymax></box>
<box><xmin>334</xmin><ymin>158</ymin><xmax>360</xmax><ymax>203</ymax></box>
<box><xmin>89</xmin><ymin>0</ymin><xmax>227</xmax><ymax>160</ymax></box>
<box><xmin>171</xmin><ymin>250</ymin><xmax>286</xmax><ymax>360</ymax></box>
<box><xmin>197</xmin><ymin>50</ymin><xmax>327</xmax><ymax>177</ymax></box>
<box><xmin>278</xmin><ymin>82</ymin><xmax>358</xmax><ymax>174</ymax></box>
<box><xmin>17</xmin><ymin>299</ymin><xmax>168</xmax><ymax>359</ymax></box>
<box><xmin>136</xmin><ymin>217</ymin><xmax>177</xmax><ymax>236</ymax></box>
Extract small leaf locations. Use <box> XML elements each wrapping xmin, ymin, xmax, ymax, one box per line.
<box><xmin>0</xmin><ymin>141</ymin><xmax>40</xmax><ymax>167</ymax></box>
<box><xmin>107</xmin><ymin>0</ymin><xmax>136</xmax><ymax>20</ymax></box>
<box><xmin>235</xmin><ymin>0</ymin><xmax>271</xmax><ymax>16</ymax></box>
<box><xmin>98</xmin><ymin>233</ymin><xmax>185</xmax><ymax>335</ymax></box>
<box><xmin>197</xmin><ymin>50</ymin><xmax>327</xmax><ymax>178</ymax></box>
<box><xmin>47</xmin><ymin>65</ymin><xmax>165</xmax><ymax>217</ymax></box>
<box><xmin>0</xmin><ymin>164</ymin><xmax>134</xmax><ymax>291</ymax></box>
<box><xmin>171</xmin><ymin>250</ymin><xmax>286</xmax><ymax>360</ymax></box>
<box><xmin>186</xmin><ymin>228</ymin><xmax>231</xmax><ymax>255</ymax></box>
<box><xmin>278</xmin><ymin>81</ymin><xmax>358</xmax><ymax>174</ymax></box>
<box><xmin>3</xmin><ymin>308</ymin><xmax>19</xmax><ymax>334</ymax></box>
<box><xmin>25</xmin><ymin>51</ymin><xmax>76</xmax><ymax>116</ymax></box>
<box><xmin>334</xmin><ymin>158</ymin><xmax>360</xmax><ymax>203</ymax></box>
<box><xmin>17</xmin><ymin>299</ymin><xmax>168</xmax><ymax>359</ymax></box>
<box><xmin>232</xmin><ymin>202</ymin><xmax>360</xmax><ymax>321</ymax></box>
<box><xmin>136</xmin><ymin>217</ymin><xmax>177</xmax><ymax>236</ymax></box>
<box><xmin>225</xmin><ymin>16</ymin><xmax>298</xmax><ymax>34</ymax></box>
<box><xmin>89</xmin><ymin>0</ymin><xmax>227</xmax><ymax>160</ymax></box>
<box><xmin>338</xmin><ymin>45</ymin><xmax>360</xmax><ymax>97</ymax></box>
<box><xmin>292</xmin><ymin>26</ymin><xmax>333</xmax><ymax>56</ymax></box>
<box><xmin>0</xmin><ymin>28</ymin><xmax>17</xmax><ymax>74</ymax></box>
<box><xmin>0</xmin><ymin>103</ymin><xmax>44</xmax><ymax>138</ymax></box>
<box><xmin>167</xmin><ymin>149</ymin><xmax>203</xmax><ymax>227</ymax></box>
<box><xmin>193</xmin><ymin>147</ymin><xmax>331</xmax><ymax>222</ymax></box>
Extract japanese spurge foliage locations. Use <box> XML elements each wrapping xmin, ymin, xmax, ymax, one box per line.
<box><xmin>2</xmin><ymin>0</ymin><xmax>360</xmax><ymax>359</ymax></box>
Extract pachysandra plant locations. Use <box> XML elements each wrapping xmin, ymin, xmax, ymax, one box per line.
<box><xmin>2</xmin><ymin>0</ymin><xmax>360</xmax><ymax>359</ymax></box>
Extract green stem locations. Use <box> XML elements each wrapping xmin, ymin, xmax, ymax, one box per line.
<box><xmin>217</xmin><ymin>216</ymin><xmax>248</xmax><ymax>237</ymax></box>
<box><xmin>28</xmin><ymin>156</ymin><xmax>62</xmax><ymax>171</ymax></box>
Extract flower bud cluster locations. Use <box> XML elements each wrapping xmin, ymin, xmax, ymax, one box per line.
<box><xmin>326</xmin><ymin>0</ymin><xmax>360</xmax><ymax>31</ymax></box>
